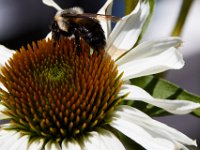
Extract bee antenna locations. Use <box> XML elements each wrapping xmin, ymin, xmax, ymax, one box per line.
<box><xmin>42</xmin><ymin>0</ymin><xmax>63</xmax><ymax>11</ymax></box>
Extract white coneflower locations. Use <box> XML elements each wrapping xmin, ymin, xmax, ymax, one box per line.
<box><xmin>0</xmin><ymin>0</ymin><xmax>199</xmax><ymax>150</ymax></box>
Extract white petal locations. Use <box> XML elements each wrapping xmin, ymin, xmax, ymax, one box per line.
<box><xmin>42</xmin><ymin>0</ymin><xmax>62</xmax><ymax>11</ymax></box>
<box><xmin>110</xmin><ymin>109</ymin><xmax>176</xmax><ymax>150</ymax></box>
<box><xmin>97</xmin><ymin>0</ymin><xmax>113</xmax><ymax>14</ymax></box>
<box><xmin>0</xmin><ymin>79</ymin><xmax>8</xmax><ymax>102</ymax></box>
<box><xmin>97</xmin><ymin>0</ymin><xmax>113</xmax><ymax>39</ymax></box>
<box><xmin>0</xmin><ymin>131</ymin><xmax>21</xmax><ymax>150</ymax></box>
<box><xmin>0</xmin><ymin>104</ymin><xmax>10</xmax><ymax>120</ymax></box>
<box><xmin>0</xmin><ymin>82</ymin><xmax>8</xmax><ymax>92</ymax></box>
<box><xmin>28</xmin><ymin>138</ymin><xmax>45</xmax><ymax>150</ymax></box>
<box><xmin>46</xmin><ymin>32</ymin><xmax>52</xmax><ymax>40</ymax></box>
<box><xmin>120</xmin><ymin>84</ymin><xmax>200</xmax><ymax>114</ymax></box>
<box><xmin>0</xmin><ymin>130</ymin><xmax>17</xmax><ymax>141</ymax></box>
<box><xmin>119</xmin><ymin>46</ymin><xmax>184</xmax><ymax>80</ymax></box>
<box><xmin>82</xmin><ymin>132</ymin><xmax>105</xmax><ymax>150</ymax></box>
<box><xmin>110</xmin><ymin>105</ymin><xmax>196</xmax><ymax>150</ymax></box>
<box><xmin>61</xmin><ymin>138</ymin><xmax>81</xmax><ymax>150</ymax></box>
<box><xmin>0</xmin><ymin>44</ymin><xmax>15</xmax><ymax>68</ymax></box>
<box><xmin>97</xmin><ymin>129</ymin><xmax>126</xmax><ymax>150</ymax></box>
<box><xmin>116</xmin><ymin>37</ymin><xmax>182</xmax><ymax>65</ymax></box>
<box><xmin>82</xmin><ymin>129</ymin><xmax>125</xmax><ymax>150</ymax></box>
<box><xmin>8</xmin><ymin>135</ymin><xmax>29</xmax><ymax>150</ymax></box>
<box><xmin>118</xmin><ymin>106</ymin><xmax>197</xmax><ymax>146</ymax></box>
<box><xmin>107</xmin><ymin>0</ymin><xmax>149</xmax><ymax>60</ymax></box>
<box><xmin>45</xmin><ymin>140</ymin><xmax>61</xmax><ymax>150</ymax></box>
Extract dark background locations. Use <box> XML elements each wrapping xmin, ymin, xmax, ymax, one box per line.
<box><xmin>0</xmin><ymin>0</ymin><xmax>107</xmax><ymax>49</ymax></box>
<box><xmin>0</xmin><ymin>0</ymin><xmax>124</xmax><ymax>50</ymax></box>
<box><xmin>1</xmin><ymin>0</ymin><xmax>200</xmax><ymax>146</ymax></box>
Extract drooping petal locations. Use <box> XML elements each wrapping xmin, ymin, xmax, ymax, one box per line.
<box><xmin>119</xmin><ymin>84</ymin><xmax>200</xmax><ymax>114</ymax></box>
<box><xmin>28</xmin><ymin>138</ymin><xmax>45</xmax><ymax>150</ymax></box>
<box><xmin>0</xmin><ymin>45</ymin><xmax>15</xmax><ymax>68</ymax></box>
<box><xmin>116</xmin><ymin>37</ymin><xmax>182</xmax><ymax>65</ymax></box>
<box><xmin>107</xmin><ymin>0</ymin><xmax>149</xmax><ymax>60</ymax></box>
<box><xmin>42</xmin><ymin>0</ymin><xmax>62</xmax><ymax>11</ymax></box>
<box><xmin>118</xmin><ymin>46</ymin><xmax>184</xmax><ymax>80</ymax></box>
<box><xmin>110</xmin><ymin>105</ymin><xmax>196</xmax><ymax>150</ymax></box>
<box><xmin>82</xmin><ymin>129</ymin><xmax>125</xmax><ymax>150</ymax></box>
<box><xmin>62</xmin><ymin>138</ymin><xmax>81</xmax><ymax>150</ymax></box>
<box><xmin>97</xmin><ymin>0</ymin><xmax>113</xmax><ymax>39</ymax></box>
<box><xmin>45</xmin><ymin>140</ymin><xmax>61</xmax><ymax>150</ymax></box>
<box><xmin>110</xmin><ymin>109</ymin><xmax>177</xmax><ymax>150</ymax></box>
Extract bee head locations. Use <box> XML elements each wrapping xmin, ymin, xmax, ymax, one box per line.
<box><xmin>54</xmin><ymin>7</ymin><xmax>84</xmax><ymax>32</ymax></box>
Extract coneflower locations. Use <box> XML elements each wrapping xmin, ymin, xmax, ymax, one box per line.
<box><xmin>0</xmin><ymin>0</ymin><xmax>199</xmax><ymax>149</ymax></box>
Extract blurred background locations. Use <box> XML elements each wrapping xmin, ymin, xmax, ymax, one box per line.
<box><xmin>0</xmin><ymin>0</ymin><xmax>200</xmax><ymax>146</ymax></box>
<box><xmin>142</xmin><ymin>0</ymin><xmax>200</xmax><ymax>146</ymax></box>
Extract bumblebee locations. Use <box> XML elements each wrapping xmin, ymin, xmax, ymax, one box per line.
<box><xmin>51</xmin><ymin>7</ymin><xmax>120</xmax><ymax>52</ymax></box>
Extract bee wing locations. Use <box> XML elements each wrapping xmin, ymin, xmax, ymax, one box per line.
<box><xmin>82</xmin><ymin>13</ymin><xmax>121</xmax><ymax>22</ymax></box>
<box><xmin>63</xmin><ymin>13</ymin><xmax>121</xmax><ymax>22</ymax></box>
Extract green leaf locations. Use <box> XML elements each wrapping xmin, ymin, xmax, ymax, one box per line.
<box><xmin>123</xmin><ymin>75</ymin><xmax>200</xmax><ymax>117</ymax></box>
<box><xmin>186</xmin><ymin>146</ymin><xmax>200</xmax><ymax>150</ymax></box>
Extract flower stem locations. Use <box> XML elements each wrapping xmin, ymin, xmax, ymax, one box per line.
<box><xmin>171</xmin><ymin>0</ymin><xmax>194</xmax><ymax>36</ymax></box>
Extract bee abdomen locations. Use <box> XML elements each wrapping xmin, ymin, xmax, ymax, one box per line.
<box><xmin>80</xmin><ymin>23</ymin><xmax>106</xmax><ymax>50</ymax></box>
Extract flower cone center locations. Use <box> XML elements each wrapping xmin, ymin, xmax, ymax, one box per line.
<box><xmin>0</xmin><ymin>38</ymin><xmax>123</xmax><ymax>141</ymax></box>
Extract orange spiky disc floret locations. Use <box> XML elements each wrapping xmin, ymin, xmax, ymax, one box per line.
<box><xmin>0</xmin><ymin>38</ymin><xmax>124</xmax><ymax>141</ymax></box>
